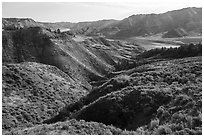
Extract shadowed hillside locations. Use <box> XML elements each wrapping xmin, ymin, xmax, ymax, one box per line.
<box><xmin>38</xmin><ymin>56</ymin><xmax>201</xmax><ymax>135</ymax></box>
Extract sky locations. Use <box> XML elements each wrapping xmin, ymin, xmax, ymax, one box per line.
<box><xmin>2</xmin><ymin>0</ymin><xmax>202</xmax><ymax>23</ymax></box>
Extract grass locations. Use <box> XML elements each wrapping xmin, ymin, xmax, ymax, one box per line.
<box><xmin>2</xmin><ymin>62</ymin><xmax>87</xmax><ymax>131</ymax></box>
<box><xmin>2</xmin><ymin>55</ymin><xmax>201</xmax><ymax>135</ymax></box>
<box><xmin>4</xmin><ymin>119</ymin><xmax>138</xmax><ymax>135</ymax></box>
<box><xmin>70</xmin><ymin>56</ymin><xmax>202</xmax><ymax>134</ymax></box>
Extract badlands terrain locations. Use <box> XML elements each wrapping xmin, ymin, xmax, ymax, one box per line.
<box><xmin>2</xmin><ymin>7</ymin><xmax>202</xmax><ymax>135</ymax></box>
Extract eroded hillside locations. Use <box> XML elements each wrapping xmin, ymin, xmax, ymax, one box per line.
<box><xmin>2</xmin><ymin>24</ymin><xmax>145</xmax><ymax>134</ymax></box>
<box><xmin>2</xmin><ymin>26</ymin><xmax>144</xmax><ymax>88</ymax></box>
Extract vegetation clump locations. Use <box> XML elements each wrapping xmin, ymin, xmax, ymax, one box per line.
<box><xmin>50</xmin><ymin>56</ymin><xmax>201</xmax><ymax>135</ymax></box>
<box><xmin>137</xmin><ymin>43</ymin><xmax>202</xmax><ymax>59</ymax></box>
<box><xmin>2</xmin><ymin>62</ymin><xmax>87</xmax><ymax>131</ymax></box>
<box><xmin>4</xmin><ymin>119</ymin><xmax>138</xmax><ymax>135</ymax></box>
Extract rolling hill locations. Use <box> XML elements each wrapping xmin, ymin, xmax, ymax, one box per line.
<box><xmin>2</xmin><ymin>62</ymin><xmax>87</xmax><ymax>131</ymax></box>
<box><xmin>3</xmin><ymin>56</ymin><xmax>202</xmax><ymax>135</ymax></box>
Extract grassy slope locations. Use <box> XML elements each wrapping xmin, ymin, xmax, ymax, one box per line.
<box><xmin>2</xmin><ymin>62</ymin><xmax>87</xmax><ymax>131</ymax></box>
<box><xmin>5</xmin><ymin>119</ymin><xmax>137</xmax><ymax>135</ymax></box>
<box><xmin>5</xmin><ymin>56</ymin><xmax>201</xmax><ymax>135</ymax></box>
<box><xmin>68</xmin><ymin>57</ymin><xmax>201</xmax><ymax>134</ymax></box>
<box><xmin>3</xmin><ymin>56</ymin><xmax>201</xmax><ymax>135</ymax></box>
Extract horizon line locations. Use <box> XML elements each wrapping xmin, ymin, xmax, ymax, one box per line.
<box><xmin>2</xmin><ymin>6</ymin><xmax>201</xmax><ymax>23</ymax></box>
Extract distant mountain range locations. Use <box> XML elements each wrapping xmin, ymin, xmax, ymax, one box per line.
<box><xmin>100</xmin><ymin>7</ymin><xmax>202</xmax><ymax>38</ymax></box>
<box><xmin>2</xmin><ymin>7</ymin><xmax>202</xmax><ymax>38</ymax></box>
<box><xmin>73</xmin><ymin>7</ymin><xmax>202</xmax><ymax>38</ymax></box>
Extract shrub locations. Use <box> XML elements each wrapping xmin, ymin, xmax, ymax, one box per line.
<box><xmin>150</xmin><ymin>119</ymin><xmax>159</xmax><ymax>130</ymax></box>
<box><xmin>156</xmin><ymin>125</ymin><xmax>172</xmax><ymax>135</ymax></box>
<box><xmin>136</xmin><ymin>43</ymin><xmax>202</xmax><ymax>59</ymax></box>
